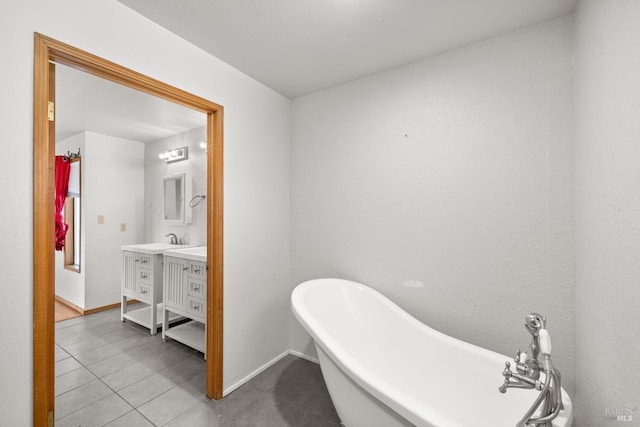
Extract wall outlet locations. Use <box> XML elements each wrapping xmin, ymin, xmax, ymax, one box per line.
<box><xmin>120</xmin><ymin>223</ymin><xmax>127</xmax><ymax>232</ymax></box>
<box><xmin>97</xmin><ymin>215</ymin><xmax>104</xmax><ymax>224</ymax></box>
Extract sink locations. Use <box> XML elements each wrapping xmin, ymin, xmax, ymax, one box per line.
<box><xmin>164</xmin><ymin>246</ymin><xmax>207</xmax><ymax>262</ymax></box>
<box><xmin>121</xmin><ymin>242</ymin><xmax>193</xmax><ymax>254</ymax></box>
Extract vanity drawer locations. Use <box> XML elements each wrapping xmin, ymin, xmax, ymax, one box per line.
<box><xmin>138</xmin><ymin>254</ymin><xmax>153</xmax><ymax>267</ymax></box>
<box><xmin>137</xmin><ymin>267</ymin><xmax>153</xmax><ymax>285</ymax></box>
<box><xmin>189</xmin><ymin>261</ymin><xmax>206</xmax><ymax>280</ymax></box>
<box><xmin>188</xmin><ymin>279</ymin><xmax>206</xmax><ymax>299</ymax></box>
<box><xmin>187</xmin><ymin>297</ymin><xmax>206</xmax><ymax>320</ymax></box>
<box><xmin>139</xmin><ymin>284</ymin><xmax>152</xmax><ymax>300</ymax></box>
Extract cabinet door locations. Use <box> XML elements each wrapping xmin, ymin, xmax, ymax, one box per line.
<box><xmin>164</xmin><ymin>256</ymin><xmax>189</xmax><ymax>311</ymax></box>
<box><xmin>122</xmin><ymin>251</ymin><xmax>139</xmax><ymax>295</ymax></box>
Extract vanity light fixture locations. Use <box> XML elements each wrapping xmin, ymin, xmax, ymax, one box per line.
<box><xmin>158</xmin><ymin>146</ymin><xmax>188</xmax><ymax>163</ymax></box>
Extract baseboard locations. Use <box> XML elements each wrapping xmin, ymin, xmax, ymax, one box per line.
<box><xmin>221</xmin><ymin>349</ymin><xmax>320</xmax><ymax>397</ymax></box>
<box><xmin>55</xmin><ymin>295</ymin><xmax>84</xmax><ymax>315</ymax></box>
<box><xmin>55</xmin><ymin>296</ymin><xmax>141</xmax><ymax>316</ymax></box>
<box><xmin>288</xmin><ymin>349</ymin><xmax>319</xmax><ymax>364</ymax></box>
<box><xmin>85</xmin><ymin>299</ymin><xmax>141</xmax><ymax>315</ymax></box>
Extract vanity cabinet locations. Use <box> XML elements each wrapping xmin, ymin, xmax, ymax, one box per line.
<box><xmin>162</xmin><ymin>247</ymin><xmax>207</xmax><ymax>356</ymax></box>
<box><xmin>121</xmin><ymin>243</ymin><xmax>186</xmax><ymax>335</ymax></box>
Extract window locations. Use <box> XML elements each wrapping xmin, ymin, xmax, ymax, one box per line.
<box><xmin>64</xmin><ymin>159</ymin><xmax>80</xmax><ymax>272</ymax></box>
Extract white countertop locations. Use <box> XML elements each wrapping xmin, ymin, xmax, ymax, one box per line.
<box><xmin>121</xmin><ymin>242</ymin><xmax>194</xmax><ymax>255</ymax></box>
<box><xmin>163</xmin><ymin>246</ymin><xmax>207</xmax><ymax>262</ymax></box>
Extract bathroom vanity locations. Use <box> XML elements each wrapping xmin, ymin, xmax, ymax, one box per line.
<box><xmin>121</xmin><ymin>243</ymin><xmax>187</xmax><ymax>335</ymax></box>
<box><xmin>162</xmin><ymin>246</ymin><xmax>207</xmax><ymax>356</ymax></box>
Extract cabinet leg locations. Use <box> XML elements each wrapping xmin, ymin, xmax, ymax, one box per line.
<box><xmin>161</xmin><ymin>305</ymin><xmax>167</xmax><ymax>340</ymax></box>
<box><xmin>150</xmin><ymin>302</ymin><xmax>157</xmax><ymax>336</ymax></box>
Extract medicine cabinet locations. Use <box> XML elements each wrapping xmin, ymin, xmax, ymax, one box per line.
<box><xmin>164</xmin><ymin>173</ymin><xmax>192</xmax><ymax>224</ymax></box>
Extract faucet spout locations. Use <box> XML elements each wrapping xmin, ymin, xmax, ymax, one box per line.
<box><xmin>165</xmin><ymin>233</ymin><xmax>178</xmax><ymax>244</ymax></box>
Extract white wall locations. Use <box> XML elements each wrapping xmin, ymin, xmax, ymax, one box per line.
<box><xmin>574</xmin><ymin>1</ymin><xmax>640</xmax><ymax>425</ymax></box>
<box><xmin>144</xmin><ymin>126</ymin><xmax>207</xmax><ymax>246</ymax></box>
<box><xmin>0</xmin><ymin>0</ymin><xmax>290</xmax><ymax>423</ymax></box>
<box><xmin>54</xmin><ymin>131</ymin><xmax>145</xmax><ymax>311</ymax></box>
<box><xmin>55</xmin><ymin>133</ymin><xmax>86</xmax><ymax>307</ymax></box>
<box><xmin>84</xmin><ymin>132</ymin><xmax>146</xmax><ymax>309</ymax></box>
<box><xmin>291</xmin><ymin>16</ymin><xmax>576</xmax><ymax>394</ymax></box>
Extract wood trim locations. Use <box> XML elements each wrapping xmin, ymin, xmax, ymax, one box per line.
<box><xmin>54</xmin><ymin>295</ymin><xmax>84</xmax><ymax>315</ymax></box>
<box><xmin>207</xmin><ymin>102</ymin><xmax>224</xmax><ymax>399</ymax></box>
<box><xmin>84</xmin><ymin>300</ymin><xmax>140</xmax><ymax>316</ymax></box>
<box><xmin>37</xmin><ymin>34</ymin><xmax>222</xmax><ymax>114</ymax></box>
<box><xmin>33</xmin><ymin>33</ymin><xmax>225</xmax><ymax>424</ymax></box>
<box><xmin>33</xmin><ymin>34</ymin><xmax>55</xmax><ymax>427</ymax></box>
<box><xmin>54</xmin><ymin>297</ymin><xmax>140</xmax><ymax>316</ymax></box>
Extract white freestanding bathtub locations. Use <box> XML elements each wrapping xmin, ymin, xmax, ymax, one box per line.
<box><xmin>291</xmin><ymin>278</ymin><xmax>573</xmax><ymax>427</ymax></box>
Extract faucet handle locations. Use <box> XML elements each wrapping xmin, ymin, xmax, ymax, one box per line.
<box><xmin>503</xmin><ymin>361</ymin><xmax>512</xmax><ymax>377</ymax></box>
<box><xmin>539</xmin><ymin>329</ymin><xmax>552</xmax><ymax>356</ymax></box>
<box><xmin>514</xmin><ymin>349</ymin><xmax>521</xmax><ymax>363</ymax></box>
<box><xmin>515</xmin><ymin>350</ymin><xmax>529</xmax><ymax>375</ymax></box>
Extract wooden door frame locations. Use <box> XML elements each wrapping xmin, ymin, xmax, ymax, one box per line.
<box><xmin>33</xmin><ymin>33</ymin><xmax>224</xmax><ymax>425</ymax></box>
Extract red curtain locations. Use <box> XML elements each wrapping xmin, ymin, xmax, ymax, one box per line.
<box><xmin>55</xmin><ymin>156</ymin><xmax>71</xmax><ymax>251</ymax></box>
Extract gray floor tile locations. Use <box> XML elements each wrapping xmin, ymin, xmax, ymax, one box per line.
<box><xmin>62</xmin><ymin>326</ymin><xmax>141</xmax><ymax>356</ymax></box>
<box><xmin>270</xmin><ymin>357</ymin><xmax>325</xmax><ymax>407</ymax></box>
<box><xmin>55</xmin><ymin>356</ymin><xmax>83</xmax><ymax>377</ymax></box>
<box><xmin>163</xmin><ymin>400</ymin><xmax>222</xmax><ymax>427</ymax></box>
<box><xmin>104</xmin><ymin>409</ymin><xmax>155</xmax><ymax>427</ymax></box>
<box><xmin>118</xmin><ymin>355</ymin><xmax>204</xmax><ymax>408</ymax></box>
<box><xmin>101</xmin><ymin>346</ymin><xmax>190</xmax><ymax>391</ymax></box>
<box><xmin>137</xmin><ymin>382</ymin><xmax>207</xmax><ymax>426</ymax></box>
<box><xmin>161</xmin><ymin>355</ymin><xmax>205</xmax><ymax>384</ymax></box>
<box><xmin>55</xmin><ymin>379</ymin><xmax>114</xmax><ymax>420</ymax></box>
<box><xmin>56</xmin><ymin>366</ymin><xmax>98</xmax><ymax>396</ymax></box>
<box><xmin>73</xmin><ymin>333</ymin><xmax>154</xmax><ymax>366</ymax></box>
<box><xmin>54</xmin><ymin>308</ymin><xmax>339</xmax><ymax>427</ymax></box>
<box><xmin>86</xmin><ymin>340</ymin><xmax>165</xmax><ymax>378</ymax></box>
<box><xmin>118</xmin><ymin>370</ymin><xmax>182</xmax><ymax>408</ymax></box>
<box><xmin>56</xmin><ymin>315</ymin><xmax>87</xmax><ymax>330</ymax></box>
<box><xmin>213</xmin><ymin>384</ymin><xmax>268</xmax><ymax>421</ymax></box>
<box><xmin>143</xmin><ymin>345</ymin><xmax>197</xmax><ymax>371</ymax></box>
<box><xmin>250</xmin><ymin>355</ymin><xmax>298</xmax><ymax>392</ymax></box>
<box><xmin>220</xmin><ymin>387</ymin><xmax>291</xmax><ymax>427</ymax></box>
<box><xmin>285</xmin><ymin>409</ymin><xmax>342</xmax><ymax>427</ymax></box>
<box><xmin>55</xmin><ymin>345</ymin><xmax>71</xmax><ymax>362</ymax></box>
<box><xmin>101</xmin><ymin>360</ymin><xmax>159</xmax><ymax>391</ymax></box>
<box><xmin>55</xmin><ymin>315</ymin><xmax>116</xmax><ymax>339</ymax></box>
<box><xmin>56</xmin><ymin>394</ymin><xmax>133</xmax><ymax>427</ymax></box>
<box><xmin>294</xmin><ymin>383</ymin><xmax>341</xmax><ymax>425</ymax></box>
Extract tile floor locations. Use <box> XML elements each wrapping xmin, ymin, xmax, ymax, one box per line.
<box><xmin>55</xmin><ymin>306</ymin><xmax>340</xmax><ymax>426</ymax></box>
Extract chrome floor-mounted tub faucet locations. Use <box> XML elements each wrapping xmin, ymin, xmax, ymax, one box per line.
<box><xmin>499</xmin><ymin>313</ymin><xmax>563</xmax><ymax>427</ymax></box>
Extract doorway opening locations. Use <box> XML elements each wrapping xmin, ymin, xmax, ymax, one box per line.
<box><xmin>33</xmin><ymin>33</ymin><xmax>224</xmax><ymax>425</ymax></box>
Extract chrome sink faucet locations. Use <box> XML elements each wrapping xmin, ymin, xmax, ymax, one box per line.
<box><xmin>499</xmin><ymin>313</ymin><xmax>563</xmax><ymax>427</ymax></box>
<box><xmin>165</xmin><ymin>233</ymin><xmax>178</xmax><ymax>244</ymax></box>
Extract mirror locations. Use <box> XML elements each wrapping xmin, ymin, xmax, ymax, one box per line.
<box><xmin>164</xmin><ymin>174</ymin><xmax>185</xmax><ymax>223</ymax></box>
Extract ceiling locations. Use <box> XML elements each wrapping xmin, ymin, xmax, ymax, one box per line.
<box><xmin>57</xmin><ymin>0</ymin><xmax>579</xmax><ymax>144</ymax></box>
<box><xmin>118</xmin><ymin>0</ymin><xmax>579</xmax><ymax>99</ymax></box>
<box><xmin>56</xmin><ymin>64</ymin><xmax>205</xmax><ymax>143</ymax></box>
